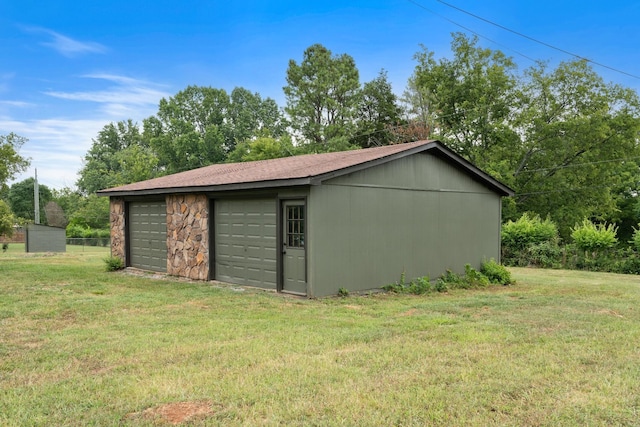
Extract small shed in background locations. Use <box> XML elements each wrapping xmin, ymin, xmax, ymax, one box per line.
<box><xmin>25</xmin><ymin>224</ymin><xmax>66</xmax><ymax>253</ymax></box>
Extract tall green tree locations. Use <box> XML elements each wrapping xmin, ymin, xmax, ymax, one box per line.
<box><xmin>143</xmin><ymin>86</ymin><xmax>231</xmax><ymax>174</ymax></box>
<box><xmin>412</xmin><ymin>33</ymin><xmax>520</xmax><ymax>169</ymax></box>
<box><xmin>352</xmin><ymin>70</ymin><xmax>404</xmax><ymax>148</ymax></box>
<box><xmin>284</xmin><ymin>44</ymin><xmax>361</xmax><ymax>150</ymax></box>
<box><xmin>77</xmin><ymin>120</ymin><xmax>153</xmax><ymax>194</ymax></box>
<box><xmin>227</xmin><ymin>87</ymin><xmax>287</xmax><ymax>148</ymax></box>
<box><xmin>8</xmin><ymin>178</ymin><xmax>52</xmax><ymax>223</ymax></box>
<box><xmin>0</xmin><ymin>133</ymin><xmax>31</xmax><ymax>192</ymax></box>
<box><xmin>397</xmin><ymin>76</ymin><xmax>432</xmax><ymax>143</ymax></box>
<box><xmin>0</xmin><ymin>200</ymin><xmax>14</xmax><ymax>237</ymax></box>
<box><xmin>512</xmin><ymin>59</ymin><xmax>640</xmax><ymax>235</ymax></box>
<box><xmin>410</xmin><ymin>33</ymin><xmax>640</xmax><ymax>237</ymax></box>
<box><xmin>68</xmin><ymin>194</ymin><xmax>110</xmax><ymax>229</ymax></box>
<box><xmin>52</xmin><ymin>187</ymin><xmax>84</xmax><ymax>225</ymax></box>
<box><xmin>227</xmin><ymin>135</ymin><xmax>295</xmax><ymax>162</ymax></box>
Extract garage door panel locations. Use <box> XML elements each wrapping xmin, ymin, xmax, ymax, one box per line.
<box><xmin>215</xmin><ymin>199</ymin><xmax>277</xmax><ymax>289</ymax></box>
<box><xmin>129</xmin><ymin>201</ymin><xmax>167</xmax><ymax>272</ymax></box>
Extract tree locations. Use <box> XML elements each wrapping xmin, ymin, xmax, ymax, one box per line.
<box><xmin>352</xmin><ymin>70</ymin><xmax>404</xmax><ymax>148</ymax></box>
<box><xmin>401</xmin><ymin>75</ymin><xmax>431</xmax><ymax>128</ymax></box>
<box><xmin>52</xmin><ymin>187</ymin><xmax>84</xmax><ymax>224</ymax></box>
<box><xmin>68</xmin><ymin>194</ymin><xmax>109</xmax><ymax>229</ymax></box>
<box><xmin>412</xmin><ymin>33</ymin><xmax>520</xmax><ymax>168</ymax></box>
<box><xmin>7</xmin><ymin>178</ymin><xmax>52</xmax><ymax>223</ymax></box>
<box><xmin>227</xmin><ymin>135</ymin><xmax>295</xmax><ymax>162</ymax></box>
<box><xmin>0</xmin><ymin>200</ymin><xmax>14</xmax><ymax>237</ymax></box>
<box><xmin>77</xmin><ymin>120</ymin><xmax>153</xmax><ymax>194</ymax></box>
<box><xmin>113</xmin><ymin>144</ymin><xmax>159</xmax><ymax>186</ymax></box>
<box><xmin>226</xmin><ymin>87</ymin><xmax>288</xmax><ymax>148</ymax></box>
<box><xmin>0</xmin><ymin>133</ymin><xmax>31</xmax><ymax>191</ymax></box>
<box><xmin>144</xmin><ymin>86</ymin><xmax>229</xmax><ymax>174</ymax></box>
<box><xmin>143</xmin><ymin>85</ymin><xmax>289</xmax><ymax>174</ymax></box>
<box><xmin>44</xmin><ymin>201</ymin><xmax>68</xmax><ymax>228</ymax></box>
<box><xmin>284</xmin><ymin>44</ymin><xmax>361</xmax><ymax>150</ymax></box>
<box><xmin>410</xmin><ymin>33</ymin><xmax>640</xmax><ymax>237</ymax></box>
<box><xmin>512</xmin><ymin>60</ymin><xmax>640</xmax><ymax>235</ymax></box>
<box><xmin>396</xmin><ymin>76</ymin><xmax>433</xmax><ymax>142</ymax></box>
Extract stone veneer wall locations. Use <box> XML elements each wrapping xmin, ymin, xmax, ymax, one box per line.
<box><xmin>166</xmin><ymin>194</ymin><xmax>209</xmax><ymax>280</ymax></box>
<box><xmin>109</xmin><ymin>198</ymin><xmax>126</xmax><ymax>261</ymax></box>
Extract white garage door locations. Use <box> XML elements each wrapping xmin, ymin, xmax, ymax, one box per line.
<box><xmin>214</xmin><ymin>199</ymin><xmax>277</xmax><ymax>288</ymax></box>
<box><xmin>129</xmin><ymin>201</ymin><xmax>167</xmax><ymax>272</ymax></box>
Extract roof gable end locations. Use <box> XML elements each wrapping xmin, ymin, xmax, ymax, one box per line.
<box><xmin>97</xmin><ymin>140</ymin><xmax>514</xmax><ymax>197</ymax></box>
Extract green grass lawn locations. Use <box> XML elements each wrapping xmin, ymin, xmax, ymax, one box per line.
<box><xmin>1</xmin><ymin>250</ymin><xmax>639</xmax><ymax>426</ymax></box>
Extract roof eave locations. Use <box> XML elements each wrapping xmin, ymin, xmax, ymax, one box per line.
<box><xmin>97</xmin><ymin>177</ymin><xmax>314</xmax><ymax>197</ymax></box>
<box><xmin>428</xmin><ymin>145</ymin><xmax>515</xmax><ymax>197</ymax></box>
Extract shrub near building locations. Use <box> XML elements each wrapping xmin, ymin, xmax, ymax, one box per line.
<box><xmin>501</xmin><ymin>213</ymin><xmax>561</xmax><ymax>267</ymax></box>
<box><xmin>568</xmin><ymin>219</ymin><xmax>619</xmax><ymax>272</ymax></box>
<box><xmin>502</xmin><ymin>214</ymin><xmax>640</xmax><ymax>275</ymax></box>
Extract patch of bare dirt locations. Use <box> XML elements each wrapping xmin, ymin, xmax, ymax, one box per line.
<box><xmin>596</xmin><ymin>309</ymin><xmax>624</xmax><ymax>318</ymax></box>
<box><xmin>399</xmin><ymin>308</ymin><xmax>418</xmax><ymax>316</ymax></box>
<box><xmin>126</xmin><ymin>401</ymin><xmax>216</xmax><ymax>425</ymax></box>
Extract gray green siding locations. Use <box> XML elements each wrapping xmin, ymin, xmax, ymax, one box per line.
<box><xmin>307</xmin><ymin>152</ymin><xmax>501</xmax><ymax>297</ymax></box>
<box><xmin>25</xmin><ymin>224</ymin><xmax>66</xmax><ymax>253</ymax></box>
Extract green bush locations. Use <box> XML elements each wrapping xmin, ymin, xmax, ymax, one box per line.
<box><xmin>630</xmin><ymin>225</ymin><xmax>640</xmax><ymax>252</ymax></box>
<box><xmin>104</xmin><ymin>255</ymin><xmax>124</xmax><ymax>271</ymax></box>
<box><xmin>439</xmin><ymin>269</ymin><xmax>462</xmax><ymax>286</ymax></box>
<box><xmin>337</xmin><ymin>287</ymin><xmax>350</xmax><ymax>297</ymax></box>
<box><xmin>613</xmin><ymin>250</ymin><xmax>640</xmax><ymax>274</ymax></box>
<box><xmin>384</xmin><ymin>264</ymin><xmax>504</xmax><ymax>295</ymax></box>
<box><xmin>502</xmin><ymin>213</ymin><xmax>560</xmax><ymax>266</ymax></box>
<box><xmin>463</xmin><ymin>264</ymin><xmax>490</xmax><ymax>288</ymax></box>
<box><xmin>382</xmin><ymin>273</ymin><xmax>433</xmax><ymax>294</ymax></box>
<box><xmin>525</xmin><ymin>241</ymin><xmax>563</xmax><ymax>268</ymax></box>
<box><xmin>66</xmin><ymin>225</ymin><xmax>110</xmax><ymax>246</ymax></box>
<box><xmin>438</xmin><ymin>266</ymin><xmax>490</xmax><ymax>289</ymax></box>
<box><xmin>407</xmin><ymin>276</ymin><xmax>432</xmax><ymax>294</ymax></box>
<box><xmin>502</xmin><ymin>213</ymin><xmax>559</xmax><ymax>250</ymax></box>
<box><xmin>481</xmin><ymin>259</ymin><xmax>512</xmax><ymax>285</ymax></box>
<box><xmin>571</xmin><ymin>219</ymin><xmax>618</xmax><ymax>253</ymax></box>
<box><xmin>66</xmin><ymin>223</ymin><xmax>88</xmax><ymax>238</ymax></box>
<box><xmin>440</xmin><ymin>269</ymin><xmax>471</xmax><ymax>289</ymax></box>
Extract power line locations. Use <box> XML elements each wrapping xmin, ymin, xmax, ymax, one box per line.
<box><xmin>405</xmin><ymin>0</ymin><xmax>538</xmax><ymax>63</ymax></box>
<box><xmin>517</xmin><ymin>156</ymin><xmax>640</xmax><ymax>174</ymax></box>
<box><xmin>516</xmin><ymin>185</ymin><xmax>613</xmax><ymax>197</ymax></box>
<box><xmin>408</xmin><ymin>0</ymin><xmax>640</xmax><ymax>80</ymax></box>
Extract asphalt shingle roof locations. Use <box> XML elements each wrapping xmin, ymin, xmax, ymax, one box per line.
<box><xmin>97</xmin><ymin>140</ymin><xmax>514</xmax><ymax>197</ymax></box>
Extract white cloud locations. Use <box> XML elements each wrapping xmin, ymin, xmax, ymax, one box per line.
<box><xmin>23</xmin><ymin>26</ymin><xmax>107</xmax><ymax>57</ymax></box>
<box><xmin>2</xmin><ymin>73</ymin><xmax>172</xmax><ymax>189</ymax></box>
<box><xmin>44</xmin><ymin>74</ymin><xmax>171</xmax><ymax>116</ymax></box>
<box><xmin>0</xmin><ymin>100</ymin><xmax>32</xmax><ymax>108</ymax></box>
<box><xmin>0</xmin><ymin>117</ymin><xmax>107</xmax><ymax>189</ymax></box>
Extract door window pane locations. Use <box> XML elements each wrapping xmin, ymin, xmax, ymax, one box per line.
<box><xmin>286</xmin><ymin>205</ymin><xmax>305</xmax><ymax>248</ymax></box>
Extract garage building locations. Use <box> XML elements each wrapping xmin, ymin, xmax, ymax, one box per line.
<box><xmin>98</xmin><ymin>140</ymin><xmax>513</xmax><ymax>297</ymax></box>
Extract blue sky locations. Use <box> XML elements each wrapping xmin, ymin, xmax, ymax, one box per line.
<box><xmin>1</xmin><ymin>0</ymin><xmax>639</xmax><ymax>190</ymax></box>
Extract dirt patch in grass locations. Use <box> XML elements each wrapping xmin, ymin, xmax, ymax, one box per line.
<box><xmin>596</xmin><ymin>308</ymin><xmax>624</xmax><ymax>318</ymax></box>
<box><xmin>126</xmin><ymin>401</ymin><xmax>217</xmax><ymax>425</ymax></box>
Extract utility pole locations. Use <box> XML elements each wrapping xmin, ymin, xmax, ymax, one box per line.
<box><xmin>34</xmin><ymin>169</ymin><xmax>40</xmax><ymax>225</ymax></box>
